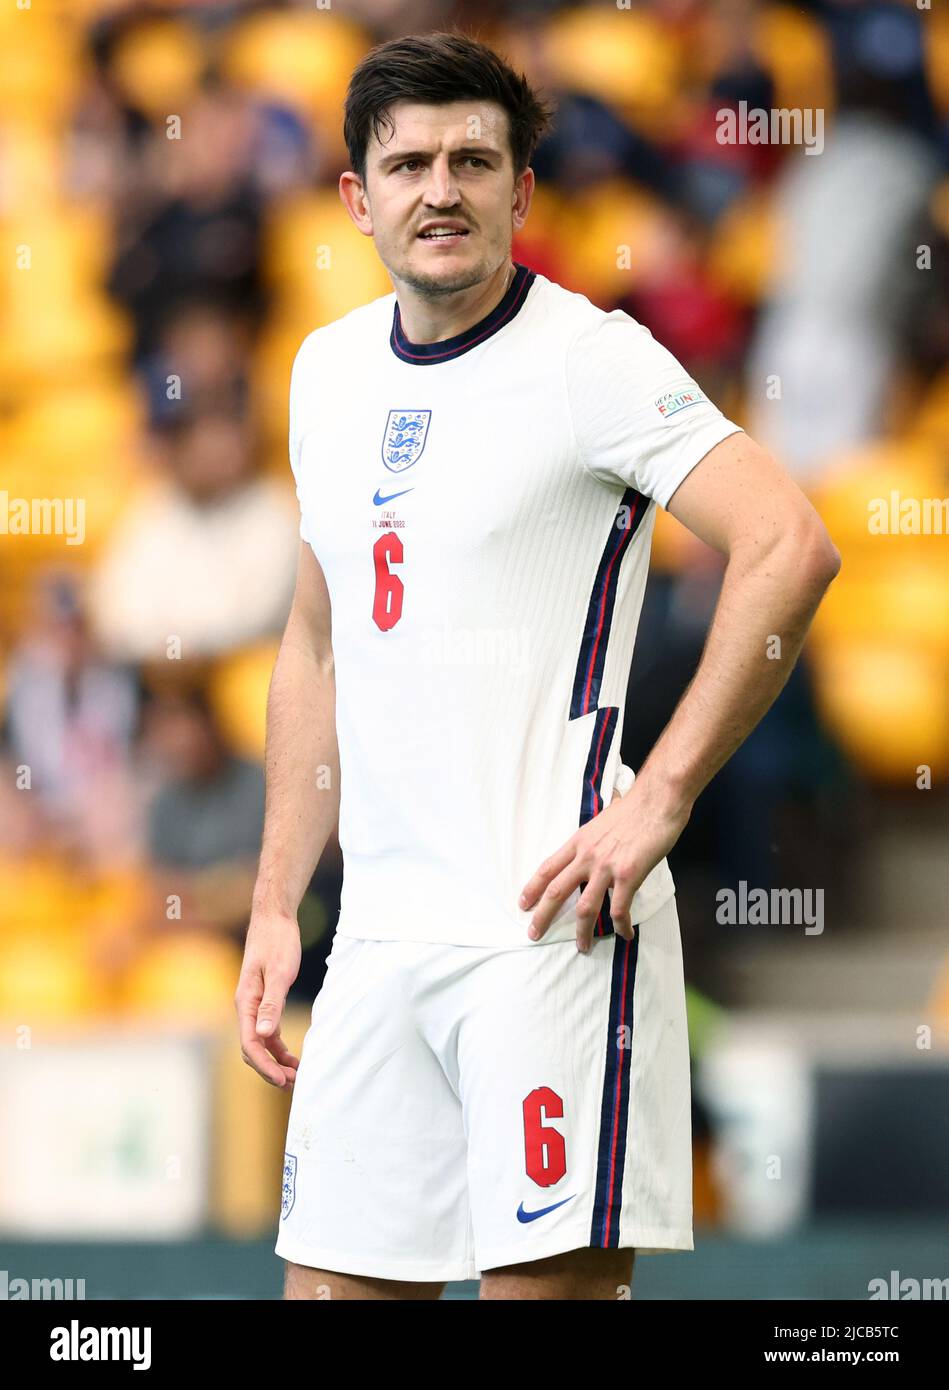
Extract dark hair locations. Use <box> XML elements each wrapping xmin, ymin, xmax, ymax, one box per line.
<box><xmin>344</xmin><ymin>31</ymin><xmax>554</xmax><ymax>182</ymax></box>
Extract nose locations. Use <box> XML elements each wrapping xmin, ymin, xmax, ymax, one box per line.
<box><xmin>422</xmin><ymin>153</ymin><xmax>460</xmax><ymax>208</ymax></box>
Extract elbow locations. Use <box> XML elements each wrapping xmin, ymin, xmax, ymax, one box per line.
<box><xmin>796</xmin><ymin>518</ymin><xmax>842</xmax><ymax>598</ymax></box>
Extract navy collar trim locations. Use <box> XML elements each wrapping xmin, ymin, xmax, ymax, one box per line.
<box><xmin>390</xmin><ymin>263</ymin><xmax>535</xmax><ymax>365</ymax></box>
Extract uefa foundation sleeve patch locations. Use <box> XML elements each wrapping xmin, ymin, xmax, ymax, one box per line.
<box><xmin>655</xmin><ymin>386</ymin><xmax>709</xmax><ymax>420</ymax></box>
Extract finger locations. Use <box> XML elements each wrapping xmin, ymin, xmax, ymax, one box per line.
<box><xmin>609</xmin><ymin>874</ymin><xmax>638</xmax><ymax>940</ymax></box>
<box><xmin>575</xmin><ymin>862</ymin><xmax>613</xmax><ymax>953</ymax></box>
<box><xmin>519</xmin><ymin>841</ymin><xmax>577</xmax><ymax>912</ymax></box>
<box><xmin>264</xmin><ymin>1031</ymin><xmax>301</xmax><ymax>1071</ymax></box>
<box><xmin>237</xmin><ymin>989</ymin><xmax>291</xmax><ymax>1086</ymax></box>
<box><xmin>265</xmin><ymin>1030</ymin><xmax>300</xmax><ymax>1065</ymax></box>
<box><xmin>529</xmin><ymin>859</ymin><xmax>587</xmax><ymax>939</ymax></box>
<box><xmin>240</xmin><ymin>1028</ymin><xmax>291</xmax><ymax>1086</ymax></box>
<box><xmin>255</xmin><ymin>974</ymin><xmax>290</xmax><ymax>1037</ymax></box>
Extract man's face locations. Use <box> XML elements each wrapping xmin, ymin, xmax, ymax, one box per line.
<box><xmin>343</xmin><ymin>100</ymin><xmax>532</xmax><ymax>295</ymax></box>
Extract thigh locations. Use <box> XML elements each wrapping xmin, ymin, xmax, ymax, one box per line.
<box><xmin>275</xmin><ymin>935</ymin><xmax>474</xmax><ymax>1285</ymax></box>
<box><xmin>284</xmin><ymin>1261</ymin><xmax>444</xmax><ymax>1301</ymax></box>
<box><xmin>480</xmin><ymin>1246</ymin><xmax>634</xmax><ymax>1300</ymax></box>
<box><xmin>460</xmin><ymin>896</ymin><xmax>693</xmax><ymax>1277</ymax></box>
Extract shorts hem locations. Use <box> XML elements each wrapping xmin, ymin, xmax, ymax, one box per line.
<box><xmin>475</xmin><ymin>1226</ymin><xmax>693</xmax><ymax>1274</ymax></box>
<box><xmin>275</xmin><ymin>1234</ymin><xmax>477</xmax><ymax>1284</ymax></box>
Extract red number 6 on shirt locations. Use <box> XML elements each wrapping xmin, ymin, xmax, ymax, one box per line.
<box><xmin>372</xmin><ymin>530</ymin><xmax>404</xmax><ymax>631</ymax></box>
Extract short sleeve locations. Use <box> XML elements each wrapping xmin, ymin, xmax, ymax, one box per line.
<box><xmin>565</xmin><ymin>311</ymin><xmax>743</xmax><ymax>508</ymax></box>
<box><xmin>288</xmin><ymin>337</ymin><xmax>313</xmax><ymax>546</ymax></box>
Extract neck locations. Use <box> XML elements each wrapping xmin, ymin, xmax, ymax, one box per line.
<box><xmin>393</xmin><ymin>260</ymin><xmax>515</xmax><ymax>344</ymax></box>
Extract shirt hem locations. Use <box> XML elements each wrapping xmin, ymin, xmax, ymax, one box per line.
<box><xmin>334</xmin><ymin>876</ymin><xmax>676</xmax><ymax>947</ymax></box>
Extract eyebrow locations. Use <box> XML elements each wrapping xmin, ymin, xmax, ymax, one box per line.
<box><xmin>377</xmin><ymin>144</ymin><xmax>504</xmax><ymax>170</ymax></box>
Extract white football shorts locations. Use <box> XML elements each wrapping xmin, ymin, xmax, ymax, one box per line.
<box><xmin>274</xmin><ymin>895</ymin><xmax>693</xmax><ymax>1282</ymax></box>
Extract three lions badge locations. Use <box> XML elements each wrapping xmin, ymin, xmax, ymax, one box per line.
<box><xmin>382</xmin><ymin>410</ymin><xmax>431</xmax><ymax>473</ymax></box>
<box><xmin>280</xmin><ymin>1152</ymin><xmax>297</xmax><ymax>1220</ymax></box>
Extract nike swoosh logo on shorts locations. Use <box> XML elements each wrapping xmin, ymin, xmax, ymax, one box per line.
<box><xmin>516</xmin><ymin>1195</ymin><xmax>576</xmax><ymax>1223</ymax></box>
<box><xmin>373</xmin><ymin>487</ymin><xmax>414</xmax><ymax>505</ymax></box>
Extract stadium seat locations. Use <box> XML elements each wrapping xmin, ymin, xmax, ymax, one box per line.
<box><xmin>923</xmin><ymin>6</ymin><xmax>949</xmax><ymax>118</ymax></box>
<box><xmin>108</xmin><ymin>17</ymin><xmax>206</xmax><ymax>122</ymax></box>
<box><xmin>262</xmin><ymin>190</ymin><xmax>392</xmax><ymax>321</ymax></box>
<box><xmin>221</xmin><ymin>9</ymin><xmax>367</xmax><ymax>129</ymax></box>
<box><xmin>555</xmin><ymin>179</ymin><xmax>669</xmax><ymax>303</ymax></box>
<box><xmin>707</xmin><ymin>190</ymin><xmax>778</xmax><ymax>305</ymax></box>
<box><xmin>754</xmin><ymin>5</ymin><xmax>835</xmax><ymax>119</ymax></box>
<box><xmin>544</xmin><ymin>8</ymin><xmax>682</xmax><ymax>137</ymax></box>
<box><xmin>0</xmin><ymin>931</ymin><xmax>106</xmax><ymax>1021</ymax></box>
<box><xmin>810</xmin><ymin>641</ymin><xmax>949</xmax><ymax>782</ymax></box>
<box><xmin>813</xmin><ymin>441</ymin><xmax>946</xmax><ymax>549</ymax></box>
<box><xmin>121</xmin><ymin>933</ymin><xmax>243</xmax><ymax>1024</ymax></box>
<box><xmin>0</xmin><ymin>4</ymin><xmax>83</xmax><ymax>127</ymax></box>
<box><xmin>209</xmin><ymin>642</ymin><xmax>280</xmax><ymax>764</ymax></box>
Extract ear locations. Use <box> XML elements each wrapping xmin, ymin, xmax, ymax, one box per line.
<box><xmin>339</xmin><ymin>171</ymin><xmax>373</xmax><ymax>237</ymax></box>
<box><xmin>512</xmin><ymin>167</ymin><xmax>534</xmax><ymax>234</ymax></box>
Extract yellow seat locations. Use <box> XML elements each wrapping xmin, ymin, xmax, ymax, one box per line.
<box><xmin>209</xmin><ymin>642</ymin><xmax>280</xmax><ymax>763</ymax></box>
<box><xmin>811</xmin><ymin>642</ymin><xmax>949</xmax><ymax>782</ymax></box>
<box><xmin>263</xmin><ymin>190</ymin><xmax>392</xmax><ymax>320</ymax></box>
<box><xmin>221</xmin><ymin>10</ymin><xmax>367</xmax><ymax>130</ymax></box>
<box><xmin>910</xmin><ymin>364</ymin><xmax>949</xmax><ymax>455</ymax></box>
<box><xmin>923</xmin><ymin>7</ymin><xmax>949</xmax><ymax>119</ymax></box>
<box><xmin>0</xmin><ymin>7</ymin><xmax>83</xmax><ymax>127</ymax></box>
<box><xmin>108</xmin><ymin>17</ymin><xmax>205</xmax><ymax>121</ymax></box>
<box><xmin>929</xmin><ymin>955</ymin><xmax>949</xmax><ymax>1023</ymax></box>
<box><xmin>812</xmin><ymin>440</ymin><xmax>947</xmax><ymax>550</ymax></box>
<box><xmin>7</xmin><ymin>376</ymin><xmax>143</xmax><ymax>457</ymax></box>
<box><xmin>554</xmin><ymin>179</ymin><xmax>669</xmax><ymax>304</ymax></box>
<box><xmin>0</xmin><ymin>932</ymin><xmax>106</xmax><ymax>1021</ymax></box>
<box><xmin>708</xmin><ymin>191</ymin><xmax>778</xmax><ymax>305</ymax></box>
<box><xmin>0</xmin><ymin>854</ymin><xmax>88</xmax><ymax>939</ymax></box>
<box><xmin>544</xmin><ymin>9</ymin><xmax>682</xmax><ymax>137</ymax></box>
<box><xmin>812</xmin><ymin>560</ymin><xmax>949</xmax><ymax>652</ymax></box>
<box><xmin>754</xmin><ymin>5</ymin><xmax>835</xmax><ymax>118</ymax></box>
<box><xmin>121</xmin><ymin>933</ymin><xmax>243</xmax><ymax>1024</ymax></box>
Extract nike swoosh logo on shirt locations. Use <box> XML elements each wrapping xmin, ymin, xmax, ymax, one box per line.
<box><xmin>516</xmin><ymin>1195</ymin><xmax>576</xmax><ymax>1223</ymax></box>
<box><xmin>373</xmin><ymin>487</ymin><xmax>414</xmax><ymax>506</ymax></box>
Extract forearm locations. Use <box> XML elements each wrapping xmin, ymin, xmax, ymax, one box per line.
<box><xmin>633</xmin><ymin>526</ymin><xmax>839</xmax><ymax>819</ymax></box>
<box><xmin>252</xmin><ymin>632</ymin><xmax>340</xmax><ymax>920</ymax></box>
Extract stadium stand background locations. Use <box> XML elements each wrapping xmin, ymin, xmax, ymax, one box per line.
<box><xmin>1</xmin><ymin>0</ymin><xmax>947</xmax><ymax>1298</ymax></box>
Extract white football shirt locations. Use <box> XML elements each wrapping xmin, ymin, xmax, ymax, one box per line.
<box><xmin>289</xmin><ymin>264</ymin><xmax>741</xmax><ymax>947</ymax></box>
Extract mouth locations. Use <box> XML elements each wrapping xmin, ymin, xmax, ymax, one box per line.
<box><xmin>417</xmin><ymin>225</ymin><xmax>470</xmax><ymax>246</ymax></box>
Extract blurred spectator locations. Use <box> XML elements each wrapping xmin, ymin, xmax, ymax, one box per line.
<box><xmin>620</xmin><ymin>206</ymin><xmax>749</xmax><ymax>395</ymax></box>
<box><xmin>532</xmin><ymin>90</ymin><xmax>675</xmax><ymax>196</ymax></box>
<box><xmin>89</xmin><ymin>404</ymin><xmax>298</xmax><ymax>662</ymax></box>
<box><xmin>106</xmin><ymin>73</ymin><xmax>267</xmax><ymax>363</ymax></box>
<box><xmin>3</xmin><ymin>572</ymin><xmax>141</xmax><ymax>871</ymax></box>
<box><xmin>141</xmin><ymin>683</ymin><xmax>264</xmax><ymax>940</ymax></box>
<box><xmin>139</xmin><ymin>295</ymin><xmax>252</xmax><ymax>431</ymax></box>
<box><xmin>747</xmin><ymin>3</ymin><xmax>941</xmax><ymax>477</ymax></box>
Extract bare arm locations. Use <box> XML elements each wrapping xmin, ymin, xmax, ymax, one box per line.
<box><xmin>235</xmin><ymin>540</ymin><xmax>340</xmax><ymax>1085</ymax></box>
<box><xmin>520</xmin><ymin>431</ymin><xmax>841</xmax><ymax>949</ymax></box>
<box><xmin>632</xmin><ymin>431</ymin><xmax>841</xmax><ymax>817</ymax></box>
<box><xmin>254</xmin><ymin>540</ymin><xmax>340</xmax><ymax>918</ymax></box>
